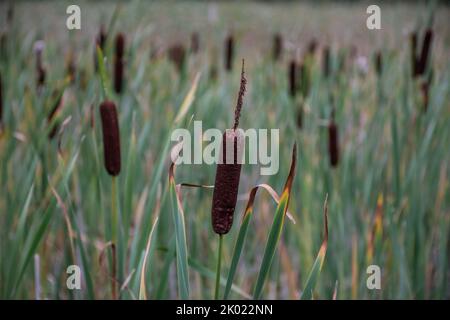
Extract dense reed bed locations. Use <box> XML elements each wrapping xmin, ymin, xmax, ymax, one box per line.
<box><xmin>0</xmin><ymin>1</ymin><xmax>449</xmax><ymax>300</ymax></box>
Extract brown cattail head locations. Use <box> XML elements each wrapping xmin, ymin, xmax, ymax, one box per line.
<box><xmin>94</xmin><ymin>25</ymin><xmax>107</xmax><ymax>71</ymax></box>
<box><xmin>288</xmin><ymin>59</ymin><xmax>297</xmax><ymax>98</ymax></box>
<box><xmin>114</xmin><ymin>33</ymin><xmax>125</xmax><ymax>94</ymax></box>
<box><xmin>34</xmin><ymin>41</ymin><xmax>46</xmax><ymax>88</ymax></box>
<box><xmin>7</xmin><ymin>4</ymin><xmax>14</xmax><ymax>25</ymax></box>
<box><xmin>211</xmin><ymin>60</ymin><xmax>246</xmax><ymax>235</ymax></box>
<box><xmin>273</xmin><ymin>33</ymin><xmax>283</xmax><ymax>61</ymax></box>
<box><xmin>328</xmin><ymin>110</ymin><xmax>339</xmax><ymax>168</ymax></box>
<box><xmin>375</xmin><ymin>51</ymin><xmax>382</xmax><ymax>76</ymax></box>
<box><xmin>66</xmin><ymin>51</ymin><xmax>76</xmax><ymax>83</ymax></box>
<box><xmin>100</xmin><ymin>100</ymin><xmax>121</xmax><ymax>176</ymax></box>
<box><xmin>168</xmin><ymin>43</ymin><xmax>186</xmax><ymax>73</ymax></box>
<box><xmin>224</xmin><ymin>34</ymin><xmax>234</xmax><ymax>72</ymax></box>
<box><xmin>418</xmin><ymin>28</ymin><xmax>433</xmax><ymax>76</ymax></box>
<box><xmin>323</xmin><ymin>46</ymin><xmax>330</xmax><ymax>78</ymax></box>
<box><xmin>191</xmin><ymin>32</ymin><xmax>199</xmax><ymax>54</ymax></box>
<box><xmin>308</xmin><ymin>38</ymin><xmax>318</xmax><ymax>56</ymax></box>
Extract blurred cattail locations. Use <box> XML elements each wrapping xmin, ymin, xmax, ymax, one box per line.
<box><xmin>308</xmin><ymin>38</ymin><xmax>318</xmax><ymax>56</ymax></box>
<box><xmin>328</xmin><ymin>110</ymin><xmax>339</xmax><ymax>168</ymax></box>
<box><xmin>211</xmin><ymin>60</ymin><xmax>246</xmax><ymax>235</ymax></box>
<box><xmin>47</xmin><ymin>91</ymin><xmax>64</xmax><ymax>139</ymax></box>
<box><xmin>299</xmin><ymin>62</ymin><xmax>310</xmax><ymax>98</ymax></box>
<box><xmin>66</xmin><ymin>51</ymin><xmax>76</xmax><ymax>83</ymax></box>
<box><xmin>94</xmin><ymin>25</ymin><xmax>107</xmax><ymax>71</ymax></box>
<box><xmin>168</xmin><ymin>43</ymin><xmax>186</xmax><ymax>73</ymax></box>
<box><xmin>374</xmin><ymin>51</ymin><xmax>382</xmax><ymax>76</ymax></box>
<box><xmin>411</xmin><ymin>29</ymin><xmax>433</xmax><ymax>78</ymax></box>
<box><xmin>191</xmin><ymin>32</ymin><xmax>199</xmax><ymax>54</ymax></box>
<box><xmin>417</xmin><ymin>28</ymin><xmax>433</xmax><ymax>76</ymax></box>
<box><xmin>273</xmin><ymin>33</ymin><xmax>283</xmax><ymax>61</ymax></box>
<box><xmin>323</xmin><ymin>46</ymin><xmax>330</xmax><ymax>78</ymax></box>
<box><xmin>7</xmin><ymin>4</ymin><xmax>14</xmax><ymax>25</ymax></box>
<box><xmin>224</xmin><ymin>34</ymin><xmax>234</xmax><ymax>72</ymax></box>
<box><xmin>100</xmin><ymin>100</ymin><xmax>121</xmax><ymax>176</ymax></box>
<box><xmin>288</xmin><ymin>59</ymin><xmax>297</xmax><ymax>98</ymax></box>
<box><xmin>114</xmin><ymin>33</ymin><xmax>125</xmax><ymax>94</ymax></box>
<box><xmin>34</xmin><ymin>41</ymin><xmax>46</xmax><ymax>88</ymax></box>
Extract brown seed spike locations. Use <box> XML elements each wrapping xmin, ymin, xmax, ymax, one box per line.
<box><xmin>224</xmin><ymin>34</ymin><xmax>234</xmax><ymax>72</ymax></box>
<box><xmin>288</xmin><ymin>60</ymin><xmax>297</xmax><ymax>98</ymax></box>
<box><xmin>328</xmin><ymin>112</ymin><xmax>339</xmax><ymax>168</ymax></box>
<box><xmin>273</xmin><ymin>33</ymin><xmax>283</xmax><ymax>61</ymax></box>
<box><xmin>418</xmin><ymin>28</ymin><xmax>433</xmax><ymax>76</ymax></box>
<box><xmin>211</xmin><ymin>61</ymin><xmax>247</xmax><ymax>235</ymax></box>
<box><xmin>100</xmin><ymin>100</ymin><xmax>121</xmax><ymax>176</ymax></box>
<box><xmin>168</xmin><ymin>44</ymin><xmax>186</xmax><ymax>73</ymax></box>
<box><xmin>114</xmin><ymin>33</ymin><xmax>125</xmax><ymax>94</ymax></box>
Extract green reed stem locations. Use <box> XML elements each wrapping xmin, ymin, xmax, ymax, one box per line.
<box><xmin>214</xmin><ymin>235</ymin><xmax>223</xmax><ymax>300</ymax></box>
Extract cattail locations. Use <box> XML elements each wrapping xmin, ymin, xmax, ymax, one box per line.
<box><xmin>7</xmin><ymin>4</ymin><xmax>14</xmax><ymax>26</ymax></box>
<box><xmin>328</xmin><ymin>110</ymin><xmax>339</xmax><ymax>168</ymax></box>
<box><xmin>288</xmin><ymin>59</ymin><xmax>297</xmax><ymax>98</ymax></box>
<box><xmin>410</xmin><ymin>32</ymin><xmax>418</xmax><ymax>76</ymax></box>
<box><xmin>211</xmin><ymin>60</ymin><xmax>246</xmax><ymax>235</ymax></box>
<box><xmin>94</xmin><ymin>25</ymin><xmax>107</xmax><ymax>71</ymax></box>
<box><xmin>273</xmin><ymin>33</ymin><xmax>283</xmax><ymax>61</ymax></box>
<box><xmin>168</xmin><ymin>43</ymin><xmax>186</xmax><ymax>73</ymax></box>
<box><xmin>66</xmin><ymin>51</ymin><xmax>76</xmax><ymax>83</ymax></box>
<box><xmin>114</xmin><ymin>33</ymin><xmax>125</xmax><ymax>94</ymax></box>
<box><xmin>375</xmin><ymin>51</ymin><xmax>382</xmax><ymax>76</ymax></box>
<box><xmin>224</xmin><ymin>34</ymin><xmax>234</xmax><ymax>72</ymax></box>
<box><xmin>34</xmin><ymin>41</ymin><xmax>46</xmax><ymax>88</ymax></box>
<box><xmin>100</xmin><ymin>100</ymin><xmax>121</xmax><ymax>176</ymax></box>
<box><xmin>323</xmin><ymin>46</ymin><xmax>330</xmax><ymax>78</ymax></box>
<box><xmin>418</xmin><ymin>28</ymin><xmax>433</xmax><ymax>76</ymax></box>
<box><xmin>308</xmin><ymin>38</ymin><xmax>318</xmax><ymax>56</ymax></box>
<box><xmin>191</xmin><ymin>32</ymin><xmax>199</xmax><ymax>54</ymax></box>
<box><xmin>299</xmin><ymin>62</ymin><xmax>310</xmax><ymax>98</ymax></box>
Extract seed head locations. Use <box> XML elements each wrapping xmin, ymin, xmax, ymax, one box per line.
<box><xmin>100</xmin><ymin>100</ymin><xmax>121</xmax><ymax>176</ymax></box>
<box><xmin>224</xmin><ymin>34</ymin><xmax>234</xmax><ymax>72</ymax></box>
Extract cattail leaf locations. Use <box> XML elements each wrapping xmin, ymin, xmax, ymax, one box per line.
<box><xmin>174</xmin><ymin>72</ymin><xmax>200</xmax><ymax>124</ymax></box>
<box><xmin>169</xmin><ymin>160</ymin><xmax>190</xmax><ymax>299</ymax></box>
<box><xmin>138</xmin><ymin>215</ymin><xmax>159</xmax><ymax>300</ymax></box>
<box><xmin>300</xmin><ymin>195</ymin><xmax>329</xmax><ymax>300</ymax></box>
<box><xmin>223</xmin><ymin>183</ymin><xmax>296</xmax><ymax>299</ymax></box>
<box><xmin>253</xmin><ymin>143</ymin><xmax>297</xmax><ymax>299</ymax></box>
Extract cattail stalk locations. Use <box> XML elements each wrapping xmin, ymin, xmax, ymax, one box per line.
<box><xmin>328</xmin><ymin>111</ymin><xmax>339</xmax><ymax>167</ymax></box>
<box><xmin>273</xmin><ymin>33</ymin><xmax>283</xmax><ymax>61</ymax></box>
<box><xmin>47</xmin><ymin>91</ymin><xmax>64</xmax><ymax>139</ymax></box>
<box><xmin>224</xmin><ymin>34</ymin><xmax>234</xmax><ymax>72</ymax></box>
<box><xmin>114</xmin><ymin>33</ymin><xmax>125</xmax><ymax>94</ymax></box>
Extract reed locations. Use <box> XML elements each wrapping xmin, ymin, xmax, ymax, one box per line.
<box><xmin>191</xmin><ymin>32</ymin><xmax>199</xmax><ymax>54</ymax></box>
<box><xmin>323</xmin><ymin>46</ymin><xmax>330</xmax><ymax>78</ymax></box>
<box><xmin>288</xmin><ymin>59</ymin><xmax>297</xmax><ymax>98</ymax></box>
<box><xmin>0</xmin><ymin>70</ymin><xmax>3</xmax><ymax>129</ymax></box>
